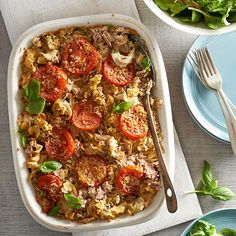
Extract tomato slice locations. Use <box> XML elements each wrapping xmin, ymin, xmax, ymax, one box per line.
<box><xmin>102</xmin><ymin>54</ymin><xmax>135</xmax><ymax>86</ymax></box>
<box><xmin>36</xmin><ymin>192</ymin><xmax>53</xmax><ymax>213</ymax></box>
<box><xmin>72</xmin><ymin>101</ymin><xmax>102</xmax><ymax>131</ymax></box>
<box><xmin>75</xmin><ymin>155</ymin><xmax>107</xmax><ymax>187</ymax></box>
<box><xmin>36</xmin><ymin>174</ymin><xmax>63</xmax><ymax>203</ymax></box>
<box><xmin>45</xmin><ymin>127</ymin><xmax>75</xmax><ymax>162</ymax></box>
<box><xmin>116</xmin><ymin>166</ymin><xmax>144</xmax><ymax>195</ymax></box>
<box><xmin>32</xmin><ymin>64</ymin><xmax>67</xmax><ymax>102</ymax></box>
<box><xmin>61</xmin><ymin>37</ymin><xmax>99</xmax><ymax>76</ymax></box>
<box><xmin>117</xmin><ymin>104</ymin><xmax>148</xmax><ymax>140</ymax></box>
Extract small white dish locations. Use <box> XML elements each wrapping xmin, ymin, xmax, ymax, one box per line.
<box><xmin>8</xmin><ymin>14</ymin><xmax>175</xmax><ymax>232</ymax></box>
<box><xmin>143</xmin><ymin>0</ymin><xmax>236</xmax><ymax>35</ymax></box>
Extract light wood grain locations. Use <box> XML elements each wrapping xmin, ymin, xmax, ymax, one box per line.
<box><xmin>1</xmin><ymin>0</ymin><xmax>236</xmax><ymax>235</ymax></box>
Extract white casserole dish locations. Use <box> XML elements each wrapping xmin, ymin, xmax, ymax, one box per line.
<box><xmin>8</xmin><ymin>14</ymin><xmax>175</xmax><ymax>232</ymax></box>
<box><xmin>143</xmin><ymin>0</ymin><xmax>236</xmax><ymax>35</ymax></box>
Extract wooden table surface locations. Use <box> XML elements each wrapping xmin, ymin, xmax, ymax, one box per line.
<box><xmin>1</xmin><ymin>0</ymin><xmax>236</xmax><ymax>235</ymax></box>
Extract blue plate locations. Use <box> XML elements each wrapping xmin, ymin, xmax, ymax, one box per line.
<box><xmin>182</xmin><ymin>31</ymin><xmax>236</xmax><ymax>143</ymax></box>
<box><xmin>181</xmin><ymin>208</ymin><xmax>236</xmax><ymax>235</ymax></box>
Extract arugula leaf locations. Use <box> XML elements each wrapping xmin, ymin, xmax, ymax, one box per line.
<box><xmin>186</xmin><ymin>161</ymin><xmax>234</xmax><ymax>201</ymax></box>
<box><xmin>218</xmin><ymin>228</ymin><xmax>236</xmax><ymax>236</ymax></box>
<box><xmin>24</xmin><ymin>80</ymin><xmax>40</xmax><ymax>100</ymax></box>
<box><xmin>190</xmin><ymin>220</ymin><xmax>216</xmax><ymax>236</ymax></box>
<box><xmin>64</xmin><ymin>193</ymin><xmax>82</xmax><ymax>209</ymax></box>
<box><xmin>39</xmin><ymin>161</ymin><xmax>62</xmax><ymax>173</ymax></box>
<box><xmin>107</xmin><ymin>24</ymin><xmax>114</xmax><ymax>29</ymax></box>
<box><xmin>48</xmin><ymin>205</ymin><xmax>59</xmax><ymax>216</ymax></box>
<box><xmin>112</xmin><ymin>101</ymin><xmax>132</xmax><ymax>114</ymax></box>
<box><xmin>25</xmin><ymin>97</ymin><xmax>46</xmax><ymax>114</ymax></box>
<box><xmin>18</xmin><ymin>130</ymin><xmax>28</xmax><ymax>147</ymax></box>
<box><xmin>141</xmin><ymin>57</ymin><xmax>151</xmax><ymax>71</ymax></box>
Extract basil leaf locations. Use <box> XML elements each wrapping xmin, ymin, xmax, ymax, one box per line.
<box><xmin>64</xmin><ymin>193</ymin><xmax>82</xmax><ymax>209</ymax></box>
<box><xmin>141</xmin><ymin>57</ymin><xmax>151</xmax><ymax>71</ymax></box>
<box><xmin>24</xmin><ymin>80</ymin><xmax>40</xmax><ymax>100</ymax></box>
<box><xmin>25</xmin><ymin>97</ymin><xmax>45</xmax><ymax>114</ymax></box>
<box><xmin>48</xmin><ymin>205</ymin><xmax>59</xmax><ymax>216</ymax></box>
<box><xmin>18</xmin><ymin>131</ymin><xmax>28</xmax><ymax>147</ymax></box>
<box><xmin>190</xmin><ymin>220</ymin><xmax>216</xmax><ymax>236</ymax></box>
<box><xmin>112</xmin><ymin>101</ymin><xmax>132</xmax><ymax>114</ymax></box>
<box><xmin>107</xmin><ymin>24</ymin><xmax>114</xmax><ymax>29</ymax></box>
<box><xmin>39</xmin><ymin>161</ymin><xmax>62</xmax><ymax>173</ymax></box>
<box><xmin>211</xmin><ymin>186</ymin><xmax>234</xmax><ymax>201</ymax></box>
<box><xmin>202</xmin><ymin>160</ymin><xmax>215</xmax><ymax>190</ymax></box>
<box><xmin>218</xmin><ymin>228</ymin><xmax>236</xmax><ymax>236</ymax></box>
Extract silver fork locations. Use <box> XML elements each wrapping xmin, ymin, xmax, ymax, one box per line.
<box><xmin>189</xmin><ymin>48</ymin><xmax>236</xmax><ymax>155</ymax></box>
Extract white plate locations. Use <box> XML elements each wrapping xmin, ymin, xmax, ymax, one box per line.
<box><xmin>8</xmin><ymin>14</ymin><xmax>175</xmax><ymax>232</ymax></box>
<box><xmin>143</xmin><ymin>0</ymin><xmax>236</xmax><ymax>35</ymax></box>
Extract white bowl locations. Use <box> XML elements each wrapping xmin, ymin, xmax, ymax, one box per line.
<box><xmin>8</xmin><ymin>14</ymin><xmax>175</xmax><ymax>232</ymax></box>
<box><xmin>143</xmin><ymin>0</ymin><xmax>236</xmax><ymax>35</ymax></box>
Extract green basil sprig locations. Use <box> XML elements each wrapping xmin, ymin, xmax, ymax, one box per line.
<box><xmin>64</xmin><ymin>193</ymin><xmax>82</xmax><ymax>209</ymax></box>
<box><xmin>112</xmin><ymin>101</ymin><xmax>132</xmax><ymax>114</ymax></box>
<box><xmin>141</xmin><ymin>56</ymin><xmax>151</xmax><ymax>71</ymax></box>
<box><xmin>48</xmin><ymin>205</ymin><xmax>59</xmax><ymax>216</ymax></box>
<box><xmin>24</xmin><ymin>80</ymin><xmax>45</xmax><ymax>114</ymax></box>
<box><xmin>187</xmin><ymin>161</ymin><xmax>234</xmax><ymax>201</ymax></box>
<box><xmin>39</xmin><ymin>161</ymin><xmax>62</xmax><ymax>173</ymax></box>
<box><xmin>190</xmin><ymin>219</ymin><xmax>236</xmax><ymax>236</ymax></box>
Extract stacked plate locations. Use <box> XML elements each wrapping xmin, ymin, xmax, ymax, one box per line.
<box><xmin>182</xmin><ymin>31</ymin><xmax>236</xmax><ymax>143</ymax></box>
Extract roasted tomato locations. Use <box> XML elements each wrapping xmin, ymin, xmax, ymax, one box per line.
<box><xmin>72</xmin><ymin>101</ymin><xmax>102</xmax><ymax>131</ymax></box>
<box><xmin>36</xmin><ymin>175</ymin><xmax>63</xmax><ymax>204</ymax></box>
<box><xmin>61</xmin><ymin>37</ymin><xmax>99</xmax><ymax>76</ymax></box>
<box><xmin>32</xmin><ymin>64</ymin><xmax>67</xmax><ymax>102</ymax></box>
<box><xmin>102</xmin><ymin>54</ymin><xmax>135</xmax><ymax>86</ymax></box>
<box><xmin>116</xmin><ymin>166</ymin><xmax>144</xmax><ymax>195</ymax></box>
<box><xmin>36</xmin><ymin>193</ymin><xmax>53</xmax><ymax>213</ymax></box>
<box><xmin>75</xmin><ymin>155</ymin><xmax>107</xmax><ymax>187</ymax></box>
<box><xmin>117</xmin><ymin>104</ymin><xmax>148</xmax><ymax>140</ymax></box>
<box><xmin>45</xmin><ymin>127</ymin><xmax>75</xmax><ymax>162</ymax></box>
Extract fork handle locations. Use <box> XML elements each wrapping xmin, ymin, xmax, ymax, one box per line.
<box><xmin>215</xmin><ymin>91</ymin><xmax>236</xmax><ymax>156</ymax></box>
<box><xmin>217</xmin><ymin>89</ymin><xmax>236</xmax><ymax>134</ymax></box>
<box><xmin>143</xmin><ymin>94</ymin><xmax>177</xmax><ymax>213</ymax></box>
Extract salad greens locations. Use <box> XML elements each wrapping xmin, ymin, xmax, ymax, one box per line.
<box><xmin>187</xmin><ymin>161</ymin><xmax>234</xmax><ymax>201</ymax></box>
<box><xmin>153</xmin><ymin>0</ymin><xmax>236</xmax><ymax>29</ymax></box>
<box><xmin>24</xmin><ymin>80</ymin><xmax>45</xmax><ymax>114</ymax></box>
<box><xmin>190</xmin><ymin>220</ymin><xmax>236</xmax><ymax>236</ymax></box>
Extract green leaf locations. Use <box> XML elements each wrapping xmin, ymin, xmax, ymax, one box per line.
<box><xmin>39</xmin><ymin>161</ymin><xmax>62</xmax><ymax>173</ymax></box>
<box><xmin>112</xmin><ymin>101</ymin><xmax>132</xmax><ymax>114</ymax></box>
<box><xmin>48</xmin><ymin>205</ymin><xmax>59</xmax><ymax>216</ymax></box>
<box><xmin>18</xmin><ymin>131</ymin><xmax>28</xmax><ymax>147</ymax></box>
<box><xmin>211</xmin><ymin>186</ymin><xmax>234</xmax><ymax>201</ymax></box>
<box><xmin>107</xmin><ymin>24</ymin><xmax>114</xmax><ymax>29</ymax></box>
<box><xmin>25</xmin><ymin>97</ymin><xmax>46</xmax><ymax>114</ymax></box>
<box><xmin>64</xmin><ymin>193</ymin><xmax>82</xmax><ymax>209</ymax></box>
<box><xmin>202</xmin><ymin>160</ymin><xmax>214</xmax><ymax>190</ymax></box>
<box><xmin>190</xmin><ymin>220</ymin><xmax>216</xmax><ymax>236</ymax></box>
<box><xmin>24</xmin><ymin>80</ymin><xmax>40</xmax><ymax>100</ymax></box>
<box><xmin>141</xmin><ymin>57</ymin><xmax>151</xmax><ymax>71</ymax></box>
<box><xmin>218</xmin><ymin>228</ymin><xmax>236</xmax><ymax>236</ymax></box>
